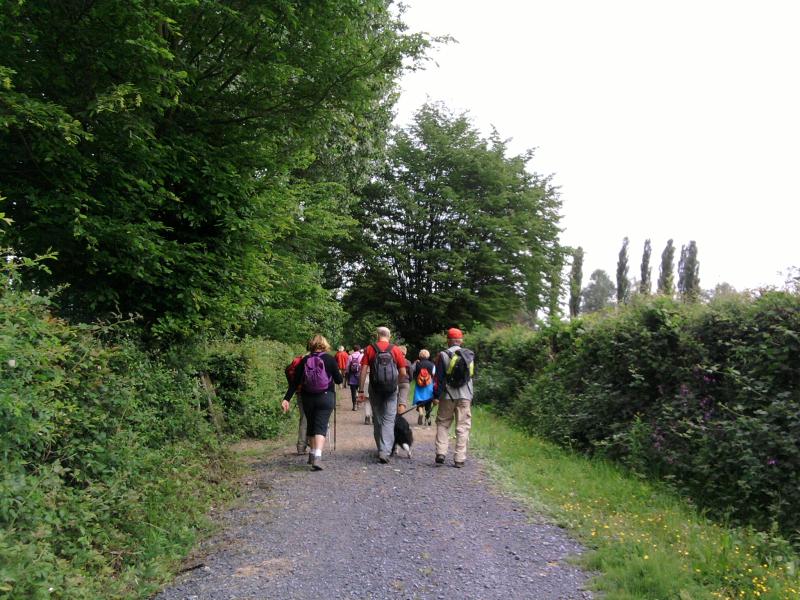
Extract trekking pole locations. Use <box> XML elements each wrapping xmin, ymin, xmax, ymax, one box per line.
<box><xmin>333</xmin><ymin>393</ymin><xmax>337</xmax><ymax>452</ymax></box>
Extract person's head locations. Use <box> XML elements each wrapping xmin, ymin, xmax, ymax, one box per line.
<box><xmin>353</xmin><ymin>344</ymin><xmax>361</xmax><ymax>352</ymax></box>
<box><xmin>398</xmin><ymin>345</ymin><xmax>407</xmax><ymax>356</ymax></box>
<box><xmin>418</xmin><ymin>349</ymin><xmax>430</xmax><ymax>360</ymax></box>
<box><xmin>376</xmin><ymin>326</ymin><xmax>391</xmax><ymax>341</ymax></box>
<box><xmin>338</xmin><ymin>345</ymin><xmax>345</xmax><ymax>352</ymax></box>
<box><xmin>307</xmin><ymin>334</ymin><xmax>331</xmax><ymax>353</ymax></box>
<box><xmin>446</xmin><ymin>327</ymin><xmax>464</xmax><ymax>346</ymax></box>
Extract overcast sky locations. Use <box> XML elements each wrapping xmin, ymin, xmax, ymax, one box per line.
<box><xmin>394</xmin><ymin>0</ymin><xmax>799</xmax><ymax>291</ymax></box>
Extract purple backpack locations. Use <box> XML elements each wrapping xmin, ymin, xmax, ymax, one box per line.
<box><xmin>303</xmin><ymin>353</ymin><xmax>331</xmax><ymax>394</ymax></box>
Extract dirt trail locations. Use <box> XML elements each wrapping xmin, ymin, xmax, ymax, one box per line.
<box><xmin>155</xmin><ymin>388</ymin><xmax>592</xmax><ymax>599</ymax></box>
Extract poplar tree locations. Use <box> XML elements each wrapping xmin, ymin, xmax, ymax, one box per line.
<box><xmin>657</xmin><ymin>239</ymin><xmax>676</xmax><ymax>296</ymax></box>
<box><xmin>678</xmin><ymin>240</ymin><xmax>701</xmax><ymax>302</ymax></box>
<box><xmin>568</xmin><ymin>247</ymin><xmax>584</xmax><ymax>318</ymax></box>
<box><xmin>616</xmin><ymin>237</ymin><xmax>630</xmax><ymax>304</ymax></box>
<box><xmin>639</xmin><ymin>239</ymin><xmax>652</xmax><ymax>295</ymax></box>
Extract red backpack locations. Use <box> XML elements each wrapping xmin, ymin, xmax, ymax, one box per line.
<box><xmin>285</xmin><ymin>355</ymin><xmax>304</xmax><ymax>389</ymax></box>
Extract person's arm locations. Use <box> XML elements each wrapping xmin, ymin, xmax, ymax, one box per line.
<box><xmin>358</xmin><ymin>347</ymin><xmax>370</xmax><ymax>393</ymax></box>
<box><xmin>435</xmin><ymin>353</ymin><xmax>447</xmax><ymax>400</ymax></box>
<box><xmin>326</xmin><ymin>353</ymin><xmax>343</xmax><ymax>385</ymax></box>
<box><xmin>393</xmin><ymin>346</ymin><xmax>408</xmax><ymax>380</ymax></box>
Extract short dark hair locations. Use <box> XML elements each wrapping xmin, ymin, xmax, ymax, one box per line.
<box><xmin>353</xmin><ymin>344</ymin><xmax>361</xmax><ymax>351</ymax></box>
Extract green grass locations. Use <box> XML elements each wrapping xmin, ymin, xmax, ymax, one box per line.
<box><xmin>471</xmin><ymin>406</ymin><xmax>800</xmax><ymax>600</ymax></box>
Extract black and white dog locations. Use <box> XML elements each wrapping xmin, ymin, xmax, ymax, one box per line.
<box><xmin>392</xmin><ymin>414</ymin><xmax>414</xmax><ymax>458</ymax></box>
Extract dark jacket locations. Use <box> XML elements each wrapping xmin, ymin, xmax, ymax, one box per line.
<box><xmin>284</xmin><ymin>352</ymin><xmax>343</xmax><ymax>400</ymax></box>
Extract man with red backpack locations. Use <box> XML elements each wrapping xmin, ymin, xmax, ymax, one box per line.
<box><xmin>357</xmin><ymin>327</ymin><xmax>407</xmax><ymax>464</ymax></box>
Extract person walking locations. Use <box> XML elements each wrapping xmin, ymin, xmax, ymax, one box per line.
<box><xmin>282</xmin><ymin>354</ymin><xmax>309</xmax><ymax>454</ymax></box>
<box><xmin>357</xmin><ymin>327</ymin><xmax>407</xmax><ymax>464</ymax></box>
<box><xmin>412</xmin><ymin>349</ymin><xmax>436</xmax><ymax>426</ymax></box>
<box><xmin>434</xmin><ymin>328</ymin><xmax>475</xmax><ymax>468</ymax></box>
<box><xmin>346</xmin><ymin>345</ymin><xmax>363</xmax><ymax>411</ymax></box>
<box><xmin>335</xmin><ymin>346</ymin><xmax>349</xmax><ymax>389</ymax></box>
<box><xmin>282</xmin><ymin>335</ymin><xmax>342</xmax><ymax>470</ymax></box>
<box><xmin>396</xmin><ymin>345</ymin><xmax>412</xmax><ymax>414</ymax></box>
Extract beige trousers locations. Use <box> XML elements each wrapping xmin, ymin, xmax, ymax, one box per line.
<box><xmin>435</xmin><ymin>397</ymin><xmax>472</xmax><ymax>462</ymax></box>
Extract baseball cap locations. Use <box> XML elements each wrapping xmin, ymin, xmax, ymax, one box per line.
<box><xmin>446</xmin><ymin>327</ymin><xmax>463</xmax><ymax>340</ymax></box>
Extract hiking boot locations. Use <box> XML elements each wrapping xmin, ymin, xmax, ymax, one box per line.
<box><xmin>417</xmin><ymin>414</ymin><xmax>424</xmax><ymax>425</ymax></box>
<box><xmin>307</xmin><ymin>453</ymin><xmax>314</xmax><ymax>465</ymax></box>
<box><xmin>352</xmin><ymin>404</ymin><xmax>357</xmax><ymax>411</ymax></box>
<box><xmin>311</xmin><ymin>455</ymin><xmax>323</xmax><ymax>471</ymax></box>
<box><xmin>378</xmin><ymin>453</ymin><xmax>390</xmax><ymax>464</ymax></box>
<box><xmin>454</xmin><ymin>461</ymin><xmax>465</xmax><ymax>469</ymax></box>
<box><xmin>435</xmin><ymin>454</ymin><xmax>445</xmax><ymax>465</ymax></box>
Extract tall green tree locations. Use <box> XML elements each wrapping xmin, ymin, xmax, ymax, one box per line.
<box><xmin>616</xmin><ymin>237</ymin><xmax>630</xmax><ymax>304</ymax></box>
<box><xmin>345</xmin><ymin>104</ymin><xmax>563</xmax><ymax>346</ymax></box>
<box><xmin>657</xmin><ymin>239</ymin><xmax>676</xmax><ymax>296</ymax></box>
<box><xmin>581</xmin><ymin>269</ymin><xmax>615</xmax><ymax>313</ymax></box>
<box><xmin>639</xmin><ymin>238</ymin><xmax>652</xmax><ymax>295</ymax></box>
<box><xmin>0</xmin><ymin>1</ymin><xmax>426</xmax><ymax>340</ymax></box>
<box><xmin>678</xmin><ymin>240</ymin><xmax>701</xmax><ymax>302</ymax></box>
<box><xmin>568</xmin><ymin>246</ymin><xmax>584</xmax><ymax>318</ymax></box>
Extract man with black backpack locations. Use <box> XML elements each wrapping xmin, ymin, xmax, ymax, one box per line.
<box><xmin>434</xmin><ymin>328</ymin><xmax>475</xmax><ymax>468</ymax></box>
<box><xmin>357</xmin><ymin>327</ymin><xmax>407</xmax><ymax>464</ymax></box>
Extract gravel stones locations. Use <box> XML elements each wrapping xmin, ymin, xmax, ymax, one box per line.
<box><xmin>155</xmin><ymin>396</ymin><xmax>593</xmax><ymax>599</ymax></box>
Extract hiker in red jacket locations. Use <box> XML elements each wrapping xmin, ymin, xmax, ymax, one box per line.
<box><xmin>335</xmin><ymin>346</ymin><xmax>349</xmax><ymax>389</ymax></box>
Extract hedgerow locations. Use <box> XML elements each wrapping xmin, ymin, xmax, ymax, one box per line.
<box><xmin>0</xmin><ymin>262</ymin><xmax>294</xmax><ymax>598</ymax></box>
<box><xmin>471</xmin><ymin>292</ymin><xmax>800</xmax><ymax>542</ymax></box>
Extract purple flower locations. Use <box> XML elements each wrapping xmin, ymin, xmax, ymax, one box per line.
<box><xmin>767</xmin><ymin>458</ymin><xmax>778</xmax><ymax>466</ymax></box>
<box><xmin>679</xmin><ymin>384</ymin><xmax>689</xmax><ymax>398</ymax></box>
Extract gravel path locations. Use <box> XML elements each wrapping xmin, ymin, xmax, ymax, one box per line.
<box><xmin>155</xmin><ymin>389</ymin><xmax>593</xmax><ymax>600</ymax></box>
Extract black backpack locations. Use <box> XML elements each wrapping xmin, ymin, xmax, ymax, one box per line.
<box><xmin>370</xmin><ymin>343</ymin><xmax>399</xmax><ymax>393</ymax></box>
<box><xmin>445</xmin><ymin>348</ymin><xmax>474</xmax><ymax>388</ymax></box>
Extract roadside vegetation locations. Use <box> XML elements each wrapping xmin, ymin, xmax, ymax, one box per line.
<box><xmin>473</xmin><ymin>408</ymin><xmax>800</xmax><ymax>600</ymax></box>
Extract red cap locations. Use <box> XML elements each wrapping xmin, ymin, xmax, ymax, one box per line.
<box><xmin>446</xmin><ymin>327</ymin><xmax>463</xmax><ymax>340</ymax></box>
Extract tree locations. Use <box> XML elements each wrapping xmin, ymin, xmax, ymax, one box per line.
<box><xmin>547</xmin><ymin>249</ymin><xmax>567</xmax><ymax>323</ymax></box>
<box><xmin>581</xmin><ymin>269</ymin><xmax>615</xmax><ymax>313</ymax></box>
<box><xmin>345</xmin><ymin>104</ymin><xmax>563</xmax><ymax>346</ymax></box>
<box><xmin>657</xmin><ymin>239</ymin><xmax>676</xmax><ymax>296</ymax></box>
<box><xmin>616</xmin><ymin>237</ymin><xmax>630</xmax><ymax>304</ymax></box>
<box><xmin>678</xmin><ymin>240</ymin><xmax>701</xmax><ymax>302</ymax></box>
<box><xmin>639</xmin><ymin>239</ymin><xmax>652</xmax><ymax>295</ymax></box>
<box><xmin>0</xmin><ymin>1</ymin><xmax>427</xmax><ymax>340</ymax></box>
<box><xmin>568</xmin><ymin>247</ymin><xmax>584</xmax><ymax>318</ymax></box>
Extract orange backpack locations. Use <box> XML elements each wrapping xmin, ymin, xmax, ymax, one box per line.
<box><xmin>416</xmin><ymin>367</ymin><xmax>432</xmax><ymax>387</ymax></box>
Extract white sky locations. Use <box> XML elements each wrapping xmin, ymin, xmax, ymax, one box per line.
<box><xmin>394</xmin><ymin>0</ymin><xmax>799</xmax><ymax>291</ymax></box>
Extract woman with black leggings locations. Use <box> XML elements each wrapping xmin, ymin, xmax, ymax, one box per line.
<box><xmin>282</xmin><ymin>334</ymin><xmax>342</xmax><ymax>470</ymax></box>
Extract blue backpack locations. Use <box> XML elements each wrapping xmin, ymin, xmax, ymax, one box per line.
<box><xmin>303</xmin><ymin>353</ymin><xmax>331</xmax><ymax>393</ymax></box>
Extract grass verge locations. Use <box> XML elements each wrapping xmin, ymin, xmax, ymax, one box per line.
<box><xmin>471</xmin><ymin>406</ymin><xmax>800</xmax><ymax>600</ymax></box>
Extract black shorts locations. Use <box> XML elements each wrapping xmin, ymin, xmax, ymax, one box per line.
<box><xmin>302</xmin><ymin>390</ymin><xmax>335</xmax><ymax>437</ymax></box>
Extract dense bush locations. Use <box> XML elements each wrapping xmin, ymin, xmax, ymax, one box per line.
<box><xmin>204</xmin><ymin>338</ymin><xmax>298</xmax><ymax>439</ymax></box>
<box><xmin>0</xmin><ymin>268</ymin><xmax>295</xmax><ymax>598</ymax></box>
<box><xmin>472</xmin><ymin>292</ymin><xmax>800</xmax><ymax>541</ymax></box>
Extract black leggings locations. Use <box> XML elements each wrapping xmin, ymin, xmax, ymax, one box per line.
<box><xmin>302</xmin><ymin>391</ymin><xmax>335</xmax><ymax>437</ymax></box>
<box><xmin>349</xmin><ymin>384</ymin><xmax>358</xmax><ymax>404</ymax></box>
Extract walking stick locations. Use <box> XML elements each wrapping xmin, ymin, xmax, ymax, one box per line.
<box><xmin>333</xmin><ymin>396</ymin><xmax>337</xmax><ymax>452</ymax></box>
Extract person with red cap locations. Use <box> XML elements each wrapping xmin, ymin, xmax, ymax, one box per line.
<box><xmin>434</xmin><ymin>327</ymin><xmax>475</xmax><ymax>468</ymax></box>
